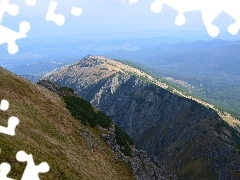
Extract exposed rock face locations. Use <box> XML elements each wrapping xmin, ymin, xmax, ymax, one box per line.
<box><xmin>37</xmin><ymin>79</ymin><xmax>60</xmax><ymax>92</ymax></box>
<box><xmin>131</xmin><ymin>149</ymin><xmax>176</xmax><ymax>180</ymax></box>
<box><xmin>42</xmin><ymin>55</ymin><xmax>240</xmax><ymax>179</ymax></box>
<box><xmin>38</xmin><ymin>79</ymin><xmax>171</xmax><ymax>179</ymax></box>
<box><xmin>100</xmin><ymin>124</ymin><xmax>173</xmax><ymax>179</ymax></box>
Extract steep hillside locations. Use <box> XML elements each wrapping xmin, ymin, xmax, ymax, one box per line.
<box><xmin>0</xmin><ymin>67</ymin><xmax>134</xmax><ymax>179</ymax></box>
<box><xmin>104</xmin><ymin>40</ymin><xmax>240</xmax><ymax>117</ymax></box>
<box><xmin>43</xmin><ymin>55</ymin><xmax>240</xmax><ymax>179</ymax></box>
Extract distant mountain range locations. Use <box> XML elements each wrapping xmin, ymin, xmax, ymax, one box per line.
<box><xmin>42</xmin><ymin>55</ymin><xmax>240</xmax><ymax>179</ymax></box>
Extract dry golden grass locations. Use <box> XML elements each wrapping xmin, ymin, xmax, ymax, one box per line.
<box><xmin>0</xmin><ymin>67</ymin><xmax>133</xmax><ymax>179</ymax></box>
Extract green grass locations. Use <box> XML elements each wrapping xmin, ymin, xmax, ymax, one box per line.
<box><xmin>60</xmin><ymin>87</ymin><xmax>134</xmax><ymax>156</ymax></box>
<box><xmin>59</xmin><ymin>86</ymin><xmax>74</xmax><ymax>93</ymax></box>
<box><xmin>62</xmin><ymin>95</ymin><xmax>112</xmax><ymax>128</ymax></box>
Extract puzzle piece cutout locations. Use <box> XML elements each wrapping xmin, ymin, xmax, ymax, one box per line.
<box><xmin>0</xmin><ymin>100</ymin><xmax>19</xmax><ymax>136</ymax></box>
<box><xmin>150</xmin><ymin>0</ymin><xmax>240</xmax><ymax>37</ymax></box>
<box><xmin>16</xmin><ymin>151</ymin><xmax>50</xmax><ymax>180</ymax></box>
<box><xmin>46</xmin><ymin>0</ymin><xmax>82</xmax><ymax>26</ymax></box>
<box><xmin>0</xmin><ymin>163</ymin><xmax>15</xmax><ymax>180</ymax></box>
<box><xmin>0</xmin><ymin>0</ymin><xmax>31</xmax><ymax>54</ymax></box>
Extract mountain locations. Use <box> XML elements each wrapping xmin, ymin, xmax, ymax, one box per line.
<box><xmin>0</xmin><ymin>67</ymin><xmax>136</xmax><ymax>179</ymax></box>
<box><xmin>3</xmin><ymin>38</ymin><xmax>239</xmax><ymax>116</ymax></box>
<box><xmin>0</xmin><ymin>66</ymin><xmax>174</xmax><ymax>179</ymax></box>
<box><xmin>103</xmin><ymin>40</ymin><xmax>240</xmax><ymax>117</ymax></box>
<box><xmin>43</xmin><ymin>55</ymin><xmax>240</xmax><ymax>179</ymax></box>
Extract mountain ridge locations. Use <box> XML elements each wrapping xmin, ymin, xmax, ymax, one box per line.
<box><xmin>43</xmin><ymin>55</ymin><xmax>239</xmax><ymax>131</ymax></box>
<box><xmin>43</xmin><ymin>55</ymin><xmax>240</xmax><ymax>179</ymax></box>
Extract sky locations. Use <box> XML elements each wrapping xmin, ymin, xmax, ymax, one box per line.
<box><xmin>2</xmin><ymin>0</ymin><xmax>240</xmax><ymax>39</ymax></box>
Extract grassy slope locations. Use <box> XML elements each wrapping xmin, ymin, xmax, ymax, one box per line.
<box><xmin>0</xmin><ymin>67</ymin><xmax>133</xmax><ymax>179</ymax></box>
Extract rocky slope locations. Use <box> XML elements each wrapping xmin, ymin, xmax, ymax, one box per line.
<box><xmin>0</xmin><ymin>67</ymin><xmax>135</xmax><ymax>179</ymax></box>
<box><xmin>43</xmin><ymin>55</ymin><xmax>240</xmax><ymax>179</ymax></box>
<box><xmin>37</xmin><ymin>79</ymin><xmax>172</xmax><ymax>180</ymax></box>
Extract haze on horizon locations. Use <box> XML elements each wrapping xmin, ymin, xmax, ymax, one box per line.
<box><xmin>3</xmin><ymin>0</ymin><xmax>240</xmax><ymax>40</ymax></box>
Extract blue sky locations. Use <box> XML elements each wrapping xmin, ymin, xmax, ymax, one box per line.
<box><xmin>2</xmin><ymin>0</ymin><xmax>240</xmax><ymax>39</ymax></box>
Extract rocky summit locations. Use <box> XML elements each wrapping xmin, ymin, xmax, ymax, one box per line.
<box><xmin>43</xmin><ymin>55</ymin><xmax>240</xmax><ymax>179</ymax></box>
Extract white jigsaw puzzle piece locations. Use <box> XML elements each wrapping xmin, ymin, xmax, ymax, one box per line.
<box><xmin>16</xmin><ymin>151</ymin><xmax>50</xmax><ymax>180</ymax></box>
<box><xmin>0</xmin><ymin>100</ymin><xmax>9</xmax><ymax>111</ymax></box>
<box><xmin>0</xmin><ymin>116</ymin><xmax>19</xmax><ymax>136</ymax></box>
<box><xmin>223</xmin><ymin>0</ymin><xmax>240</xmax><ymax>35</ymax></box>
<box><xmin>129</xmin><ymin>0</ymin><xmax>138</xmax><ymax>3</ymax></box>
<box><xmin>46</xmin><ymin>0</ymin><xmax>65</xmax><ymax>26</ymax></box>
<box><xmin>25</xmin><ymin>0</ymin><xmax>36</xmax><ymax>6</ymax></box>
<box><xmin>71</xmin><ymin>6</ymin><xmax>82</xmax><ymax>17</ymax></box>
<box><xmin>150</xmin><ymin>0</ymin><xmax>240</xmax><ymax>37</ymax></box>
<box><xmin>0</xmin><ymin>21</ymin><xmax>30</xmax><ymax>54</ymax></box>
<box><xmin>0</xmin><ymin>163</ymin><xmax>16</xmax><ymax>180</ymax></box>
<box><xmin>0</xmin><ymin>0</ymin><xmax>19</xmax><ymax>23</ymax></box>
<box><xmin>0</xmin><ymin>99</ymin><xmax>19</xmax><ymax>136</ymax></box>
<box><xmin>0</xmin><ymin>0</ymin><xmax>31</xmax><ymax>54</ymax></box>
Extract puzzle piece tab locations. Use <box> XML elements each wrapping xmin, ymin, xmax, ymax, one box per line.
<box><xmin>0</xmin><ymin>21</ymin><xmax>30</xmax><ymax>54</ymax></box>
<box><xmin>150</xmin><ymin>0</ymin><xmax>240</xmax><ymax>37</ymax></box>
<box><xmin>16</xmin><ymin>151</ymin><xmax>49</xmax><ymax>180</ymax></box>
<box><xmin>46</xmin><ymin>0</ymin><xmax>65</xmax><ymax>26</ymax></box>
<box><xmin>0</xmin><ymin>163</ymin><xmax>15</xmax><ymax>180</ymax></box>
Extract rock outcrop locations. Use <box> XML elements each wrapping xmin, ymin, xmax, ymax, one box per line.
<box><xmin>42</xmin><ymin>55</ymin><xmax>240</xmax><ymax>179</ymax></box>
<box><xmin>38</xmin><ymin>79</ymin><xmax>171</xmax><ymax>179</ymax></box>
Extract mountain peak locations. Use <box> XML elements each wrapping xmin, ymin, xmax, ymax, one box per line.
<box><xmin>43</xmin><ymin>55</ymin><xmax>157</xmax><ymax>93</ymax></box>
<box><xmin>79</xmin><ymin>55</ymin><xmax>107</xmax><ymax>67</ymax></box>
